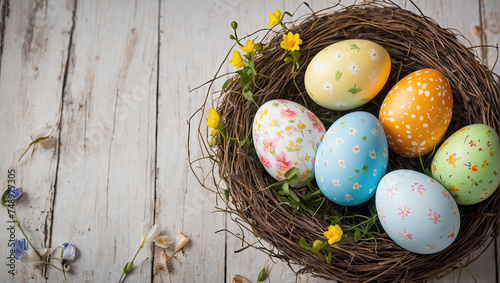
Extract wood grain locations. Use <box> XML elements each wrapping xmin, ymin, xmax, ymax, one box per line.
<box><xmin>0</xmin><ymin>0</ymin><xmax>497</xmax><ymax>282</ymax></box>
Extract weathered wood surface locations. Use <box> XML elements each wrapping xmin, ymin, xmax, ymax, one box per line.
<box><xmin>0</xmin><ymin>0</ymin><xmax>498</xmax><ymax>282</ymax></box>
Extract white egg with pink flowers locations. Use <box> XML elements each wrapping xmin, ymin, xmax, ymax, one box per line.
<box><xmin>252</xmin><ymin>99</ymin><xmax>325</xmax><ymax>187</ymax></box>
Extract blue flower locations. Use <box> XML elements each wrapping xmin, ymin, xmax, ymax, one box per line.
<box><xmin>7</xmin><ymin>188</ymin><xmax>23</xmax><ymax>200</ymax></box>
<box><xmin>62</xmin><ymin>243</ymin><xmax>76</xmax><ymax>261</ymax></box>
<box><xmin>14</xmin><ymin>238</ymin><xmax>28</xmax><ymax>260</ymax></box>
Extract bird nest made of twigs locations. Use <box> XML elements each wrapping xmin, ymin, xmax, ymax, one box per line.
<box><xmin>189</xmin><ymin>1</ymin><xmax>499</xmax><ymax>282</ymax></box>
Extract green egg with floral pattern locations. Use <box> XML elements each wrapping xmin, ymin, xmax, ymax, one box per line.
<box><xmin>430</xmin><ymin>124</ymin><xmax>499</xmax><ymax>205</ymax></box>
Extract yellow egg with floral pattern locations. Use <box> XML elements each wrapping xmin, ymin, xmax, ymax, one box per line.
<box><xmin>304</xmin><ymin>39</ymin><xmax>391</xmax><ymax>110</ymax></box>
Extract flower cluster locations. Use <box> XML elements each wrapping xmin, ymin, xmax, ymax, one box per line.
<box><xmin>119</xmin><ymin>224</ymin><xmax>190</xmax><ymax>282</ymax></box>
<box><xmin>2</xmin><ymin>187</ymin><xmax>76</xmax><ymax>278</ymax></box>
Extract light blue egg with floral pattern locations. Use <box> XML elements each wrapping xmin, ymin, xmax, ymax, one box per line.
<box><xmin>315</xmin><ymin>111</ymin><xmax>388</xmax><ymax>206</ymax></box>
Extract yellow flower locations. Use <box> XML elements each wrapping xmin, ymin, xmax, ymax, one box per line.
<box><xmin>229</xmin><ymin>50</ymin><xmax>244</xmax><ymax>69</ymax></box>
<box><xmin>240</xmin><ymin>40</ymin><xmax>255</xmax><ymax>53</ymax></box>
<box><xmin>280</xmin><ymin>32</ymin><xmax>302</xmax><ymax>51</ymax></box>
<box><xmin>324</xmin><ymin>225</ymin><xmax>343</xmax><ymax>245</ymax></box>
<box><xmin>207</xmin><ymin>108</ymin><xmax>221</xmax><ymax>136</ymax></box>
<box><xmin>268</xmin><ymin>9</ymin><xmax>282</xmax><ymax>27</ymax></box>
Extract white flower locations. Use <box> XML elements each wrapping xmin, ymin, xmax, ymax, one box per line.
<box><xmin>173</xmin><ymin>232</ymin><xmax>190</xmax><ymax>254</ymax></box>
<box><xmin>322</xmin><ymin>81</ymin><xmax>333</xmax><ymax>94</ymax></box>
<box><xmin>334</xmin><ymin>101</ymin><xmax>346</xmax><ymax>108</ymax></box>
<box><xmin>373</xmin><ymin>169</ymin><xmax>377</xmax><ymax>176</ymax></box>
<box><xmin>338</xmin><ymin>159</ymin><xmax>346</xmax><ymax>168</ymax></box>
<box><xmin>313</xmin><ymin>58</ymin><xmax>321</xmax><ymax>72</ymax></box>
<box><xmin>348</xmin><ymin>62</ymin><xmax>360</xmax><ymax>75</ymax></box>
<box><xmin>353</xmin><ymin>182</ymin><xmax>361</xmax><ymax>190</ymax></box>
<box><xmin>332</xmin><ymin>179</ymin><xmax>340</xmax><ymax>187</ymax></box>
<box><xmin>345</xmin><ymin>194</ymin><xmax>353</xmax><ymax>201</ymax></box>
<box><xmin>320</xmin><ymin>176</ymin><xmax>324</xmax><ymax>182</ymax></box>
<box><xmin>371</xmin><ymin>128</ymin><xmax>379</xmax><ymax>136</ymax></box>
<box><xmin>353</xmin><ymin>145</ymin><xmax>360</xmax><ymax>153</ymax></box>
<box><xmin>333</xmin><ymin>50</ymin><xmax>344</xmax><ymax>61</ymax></box>
<box><xmin>368</xmin><ymin>70</ymin><xmax>378</xmax><ymax>84</ymax></box>
<box><xmin>347</xmin><ymin>127</ymin><xmax>357</xmax><ymax>136</ymax></box>
<box><xmin>369</xmin><ymin>48</ymin><xmax>379</xmax><ymax>60</ymax></box>
<box><xmin>335</xmin><ymin>138</ymin><xmax>344</xmax><ymax>145</ymax></box>
<box><xmin>383</xmin><ymin>147</ymin><xmax>388</xmax><ymax>158</ymax></box>
<box><xmin>369</xmin><ymin>149</ymin><xmax>376</xmax><ymax>159</ymax></box>
<box><xmin>140</xmin><ymin>224</ymin><xmax>161</xmax><ymax>247</ymax></box>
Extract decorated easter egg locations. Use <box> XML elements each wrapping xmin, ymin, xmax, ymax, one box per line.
<box><xmin>253</xmin><ymin>99</ymin><xmax>325</xmax><ymax>187</ymax></box>
<box><xmin>430</xmin><ymin>124</ymin><xmax>499</xmax><ymax>205</ymax></box>
<box><xmin>379</xmin><ymin>68</ymin><xmax>453</xmax><ymax>158</ymax></box>
<box><xmin>315</xmin><ymin>111</ymin><xmax>389</xmax><ymax>206</ymax></box>
<box><xmin>304</xmin><ymin>39</ymin><xmax>391</xmax><ymax>111</ymax></box>
<box><xmin>376</xmin><ymin>170</ymin><xmax>460</xmax><ymax>254</ymax></box>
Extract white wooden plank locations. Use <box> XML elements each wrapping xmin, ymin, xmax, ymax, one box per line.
<box><xmin>153</xmin><ymin>0</ymin><xmax>228</xmax><ymax>281</ymax></box>
<box><xmin>48</xmin><ymin>0</ymin><xmax>158</xmax><ymax>281</ymax></box>
<box><xmin>0</xmin><ymin>0</ymin><xmax>73</xmax><ymax>281</ymax></box>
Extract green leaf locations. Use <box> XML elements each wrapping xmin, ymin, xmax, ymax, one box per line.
<box><xmin>284</xmin><ymin>57</ymin><xmax>292</xmax><ymax>63</ymax></box>
<box><xmin>282</xmin><ymin>182</ymin><xmax>290</xmax><ymax>195</ymax></box>
<box><xmin>222</xmin><ymin>78</ymin><xmax>232</xmax><ymax>89</ymax></box>
<box><xmin>348</xmin><ymin>84</ymin><xmax>362</xmax><ymax>95</ymax></box>
<box><xmin>284</xmin><ymin>167</ymin><xmax>298</xmax><ymax>179</ymax></box>
<box><xmin>362</xmin><ymin>136</ymin><xmax>367</xmax><ymax>141</ymax></box>
<box><xmin>288</xmin><ymin>175</ymin><xmax>299</xmax><ymax>186</ymax></box>
<box><xmin>362</xmin><ymin>164</ymin><xmax>369</xmax><ymax>172</ymax></box>
<box><xmin>1</xmin><ymin>188</ymin><xmax>10</xmax><ymax>204</ymax></box>
<box><xmin>350</xmin><ymin>44</ymin><xmax>361</xmax><ymax>52</ymax></box>
<box><xmin>347</xmin><ymin>177</ymin><xmax>353</xmax><ymax>182</ymax></box>
<box><xmin>335</xmin><ymin>70</ymin><xmax>342</xmax><ymax>81</ymax></box>
<box><xmin>354</xmin><ymin>229</ymin><xmax>361</xmax><ymax>242</ymax></box>
<box><xmin>224</xmin><ymin>189</ymin><xmax>230</xmax><ymax>201</ymax></box>
<box><xmin>354</xmin><ymin>169</ymin><xmax>360</xmax><ymax>173</ymax></box>
<box><xmin>299</xmin><ymin>237</ymin><xmax>313</xmax><ymax>251</ymax></box>
<box><xmin>296</xmin><ymin>138</ymin><xmax>303</xmax><ymax>143</ymax></box>
<box><xmin>288</xmin><ymin>190</ymin><xmax>300</xmax><ymax>203</ymax></box>
<box><xmin>242</xmin><ymin>90</ymin><xmax>255</xmax><ymax>102</ymax></box>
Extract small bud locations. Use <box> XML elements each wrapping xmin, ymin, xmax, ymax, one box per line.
<box><xmin>254</xmin><ymin>43</ymin><xmax>263</xmax><ymax>52</ymax></box>
<box><xmin>312</xmin><ymin>240</ymin><xmax>324</xmax><ymax>251</ymax></box>
<box><xmin>209</xmin><ymin>137</ymin><xmax>217</xmax><ymax>147</ymax></box>
<box><xmin>229</xmin><ymin>34</ymin><xmax>235</xmax><ymax>40</ymax></box>
<box><xmin>231</xmin><ymin>21</ymin><xmax>238</xmax><ymax>30</ymax></box>
<box><xmin>123</xmin><ymin>262</ymin><xmax>133</xmax><ymax>274</ymax></box>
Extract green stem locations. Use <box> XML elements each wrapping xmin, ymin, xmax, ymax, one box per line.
<box><xmin>118</xmin><ymin>245</ymin><xmax>143</xmax><ymax>283</ymax></box>
<box><xmin>18</xmin><ymin>143</ymin><xmax>33</xmax><ymax>162</ymax></box>
<box><xmin>12</xmin><ymin>206</ymin><xmax>43</xmax><ymax>260</ymax></box>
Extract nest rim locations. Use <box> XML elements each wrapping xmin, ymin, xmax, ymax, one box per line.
<box><xmin>198</xmin><ymin>2</ymin><xmax>499</xmax><ymax>282</ymax></box>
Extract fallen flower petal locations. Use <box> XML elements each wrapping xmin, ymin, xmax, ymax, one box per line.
<box><xmin>154</xmin><ymin>235</ymin><xmax>173</xmax><ymax>249</ymax></box>
<box><xmin>231</xmin><ymin>274</ymin><xmax>252</xmax><ymax>283</ymax></box>
<box><xmin>173</xmin><ymin>232</ymin><xmax>190</xmax><ymax>254</ymax></box>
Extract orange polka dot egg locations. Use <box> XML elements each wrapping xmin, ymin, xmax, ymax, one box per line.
<box><xmin>379</xmin><ymin>69</ymin><xmax>453</xmax><ymax>158</ymax></box>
